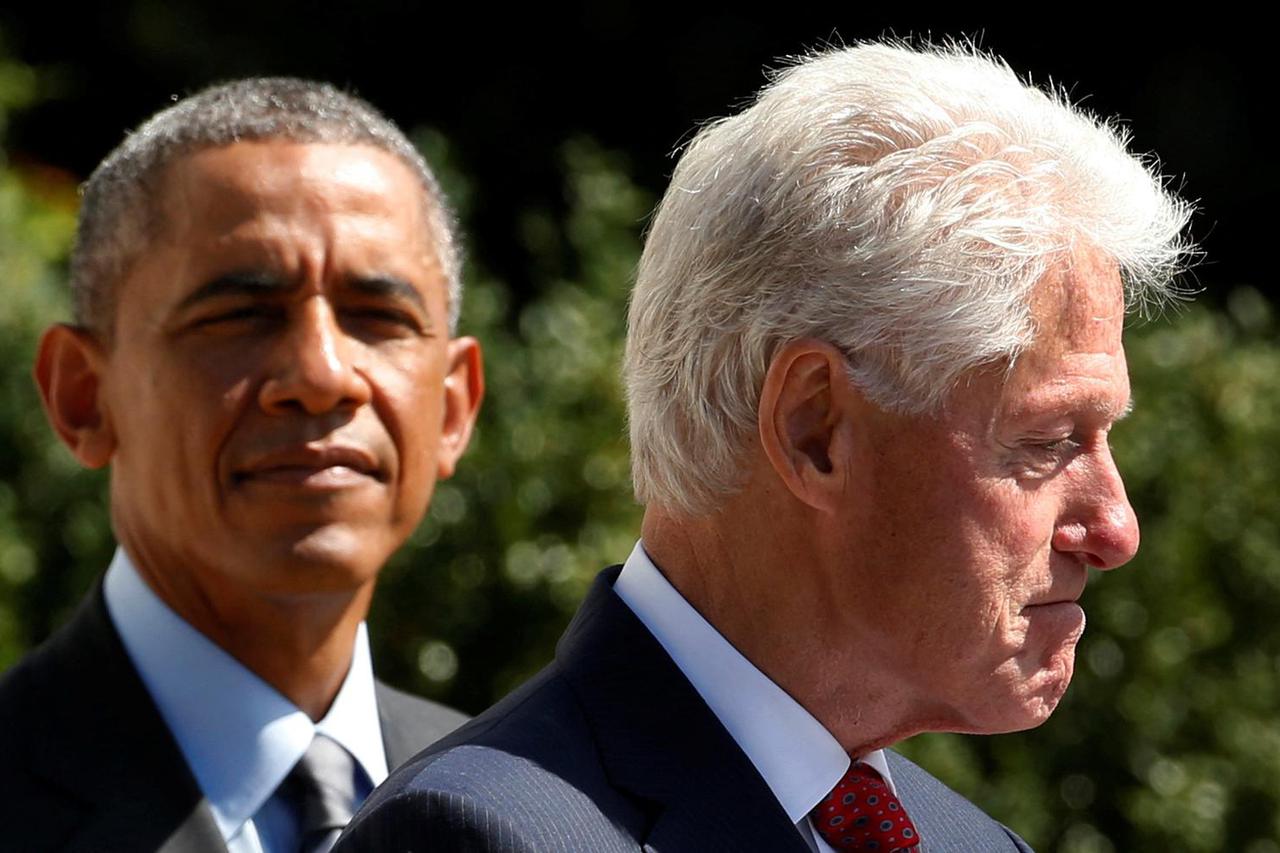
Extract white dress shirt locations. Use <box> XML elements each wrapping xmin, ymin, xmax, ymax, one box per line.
<box><xmin>614</xmin><ymin>541</ymin><xmax>898</xmax><ymax>853</ymax></box>
<box><xmin>103</xmin><ymin>548</ymin><xmax>389</xmax><ymax>853</ymax></box>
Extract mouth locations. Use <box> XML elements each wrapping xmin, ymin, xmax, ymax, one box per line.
<box><xmin>1024</xmin><ymin>599</ymin><xmax>1085</xmax><ymax>615</ymax></box>
<box><xmin>1024</xmin><ymin>593</ymin><xmax>1083</xmax><ymax>610</ymax></box>
<box><xmin>1024</xmin><ymin>568</ymin><xmax>1090</xmax><ymax>613</ymax></box>
<box><xmin>232</xmin><ymin>444</ymin><xmax>386</xmax><ymax>489</ymax></box>
<box><xmin>1021</xmin><ymin>597</ymin><xmax>1087</xmax><ymax>641</ymax></box>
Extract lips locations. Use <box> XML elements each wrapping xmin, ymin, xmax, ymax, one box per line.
<box><xmin>1024</xmin><ymin>572</ymin><xmax>1088</xmax><ymax>611</ymax></box>
<box><xmin>232</xmin><ymin>444</ymin><xmax>386</xmax><ymax>488</ymax></box>
<box><xmin>1026</xmin><ymin>594</ymin><xmax>1083</xmax><ymax>610</ymax></box>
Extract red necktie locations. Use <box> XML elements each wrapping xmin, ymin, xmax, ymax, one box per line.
<box><xmin>810</xmin><ymin>763</ymin><xmax>921</xmax><ymax>851</ymax></box>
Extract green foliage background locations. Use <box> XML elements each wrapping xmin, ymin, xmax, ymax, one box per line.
<box><xmin>2</xmin><ymin>47</ymin><xmax>1278</xmax><ymax>853</ymax></box>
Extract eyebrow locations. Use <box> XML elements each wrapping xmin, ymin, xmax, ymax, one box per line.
<box><xmin>1070</xmin><ymin>395</ymin><xmax>1134</xmax><ymax>423</ymax></box>
<box><xmin>348</xmin><ymin>275</ymin><xmax>429</xmax><ymax>315</ymax></box>
<box><xmin>176</xmin><ymin>271</ymin><xmax>288</xmax><ymax>311</ymax></box>
<box><xmin>1007</xmin><ymin>390</ymin><xmax>1135</xmax><ymax>426</ymax></box>
<box><xmin>175</xmin><ymin>271</ymin><xmax>429</xmax><ymax>316</ymax></box>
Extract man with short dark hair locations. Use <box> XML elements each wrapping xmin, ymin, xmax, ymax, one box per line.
<box><xmin>0</xmin><ymin>79</ymin><xmax>483</xmax><ymax>852</ymax></box>
<box><xmin>339</xmin><ymin>43</ymin><xmax>1195</xmax><ymax>852</ymax></box>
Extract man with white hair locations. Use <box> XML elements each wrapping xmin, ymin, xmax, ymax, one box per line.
<box><xmin>339</xmin><ymin>42</ymin><xmax>1193</xmax><ymax>852</ymax></box>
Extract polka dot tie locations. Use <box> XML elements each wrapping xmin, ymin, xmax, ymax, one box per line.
<box><xmin>811</xmin><ymin>763</ymin><xmax>921</xmax><ymax>851</ymax></box>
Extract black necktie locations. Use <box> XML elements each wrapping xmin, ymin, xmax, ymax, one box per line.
<box><xmin>278</xmin><ymin>734</ymin><xmax>361</xmax><ymax>853</ymax></box>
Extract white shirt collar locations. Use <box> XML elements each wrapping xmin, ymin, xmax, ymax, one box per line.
<box><xmin>102</xmin><ymin>547</ymin><xmax>389</xmax><ymax>842</ymax></box>
<box><xmin>613</xmin><ymin>542</ymin><xmax>896</xmax><ymax>829</ymax></box>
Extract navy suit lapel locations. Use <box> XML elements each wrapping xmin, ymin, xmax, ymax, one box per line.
<box><xmin>557</xmin><ymin>567</ymin><xmax>810</xmax><ymax>853</ymax></box>
<box><xmin>25</xmin><ymin>585</ymin><xmax>225</xmax><ymax>852</ymax></box>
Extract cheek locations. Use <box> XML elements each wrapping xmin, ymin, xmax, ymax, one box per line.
<box><xmin>855</xmin><ymin>458</ymin><xmax>984</xmax><ymax>597</ymax></box>
<box><xmin>958</xmin><ymin>487</ymin><xmax>1063</xmax><ymax>637</ymax></box>
<box><xmin>177</xmin><ymin>333</ymin><xmax>275</xmax><ymax>388</ymax></box>
<box><xmin>375</xmin><ymin>357</ymin><xmax>448</xmax><ymax>496</ymax></box>
<box><xmin>983</xmin><ymin>481</ymin><xmax>1061</xmax><ymax>567</ymax></box>
<box><xmin>932</xmin><ymin>486</ymin><xmax>1051</xmax><ymax>619</ymax></box>
<box><xmin>113</xmin><ymin>347</ymin><xmax>243</xmax><ymax>456</ymax></box>
<box><xmin>399</xmin><ymin>409</ymin><xmax>443</xmax><ymax>481</ymax></box>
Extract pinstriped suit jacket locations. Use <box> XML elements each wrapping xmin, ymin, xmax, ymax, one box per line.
<box><xmin>337</xmin><ymin>567</ymin><xmax>1034</xmax><ymax>852</ymax></box>
<box><xmin>0</xmin><ymin>583</ymin><xmax>468</xmax><ymax>853</ymax></box>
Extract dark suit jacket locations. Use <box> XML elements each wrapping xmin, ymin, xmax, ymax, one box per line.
<box><xmin>0</xmin><ymin>584</ymin><xmax>468</xmax><ymax>853</ymax></box>
<box><xmin>337</xmin><ymin>567</ymin><xmax>1033</xmax><ymax>852</ymax></box>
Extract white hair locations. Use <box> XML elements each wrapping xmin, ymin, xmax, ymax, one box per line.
<box><xmin>625</xmin><ymin>41</ymin><xmax>1195</xmax><ymax>516</ymax></box>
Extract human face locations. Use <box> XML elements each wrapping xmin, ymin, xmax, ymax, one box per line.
<box><xmin>93</xmin><ymin>141</ymin><xmax>479</xmax><ymax>611</ymax></box>
<box><xmin>830</xmin><ymin>248</ymin><xmax>1138</xmax><ymax>734</ymax></box>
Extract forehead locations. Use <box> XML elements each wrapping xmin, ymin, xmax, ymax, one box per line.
<box><xmin>996</xmin><ymin>248</ymin><xmax>1129</xmax><ymax>420</ymax></box>
<box><xmin>152</xmin><ymin>140</ymin><xmax>432</xmax><ymax>244</ymax></box>
<box><xmin>1026</xmin><ymin>249</ymin><xmax>1125</xmax><ymax>357</ymax></box>
<box><xmin>107</xmin><ymin>140</ymin><xmax>449</xmax><ymax>334</ymax></box>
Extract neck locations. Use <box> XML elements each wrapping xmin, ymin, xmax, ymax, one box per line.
<box><xmin>130</xmin><ymin>555</ymin><xmax>373</xmax><ymax>721</ymax></box>
<box><xmin>207</xmin><ymin>589</ymin><xmax>371</xmax><ymax>721</ymax></box>
<box><xmin>640</xmin><ymin>502</ymin><xmax>938</xmax><ymax>756</ymax></box>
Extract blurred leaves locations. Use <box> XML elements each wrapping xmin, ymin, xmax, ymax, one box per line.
<box><xmin>3</xmin><ymin>42</ymin><xmax>1280</xmax><ymax>852</ymax></box>
<box><xmin>0</xmin><ymin>42</ymin><xmax>110</xmax><ymax>670</ymax></box>
<box><xmin>369</xmin><ymin>137</ymin><xmax>647</xmax><ymax>710</ymax></box>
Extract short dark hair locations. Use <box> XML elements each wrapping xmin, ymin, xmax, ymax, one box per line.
<box><xmin>70</xmin><ymin>77</ymin><xmax>461</xmax><ymax>339</ymax></box>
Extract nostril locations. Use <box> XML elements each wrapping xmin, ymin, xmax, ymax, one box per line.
<box><xmin>1052</xmin><ymin>516</ymin><xmax>1138</xmax><ymax>571</ymax></box>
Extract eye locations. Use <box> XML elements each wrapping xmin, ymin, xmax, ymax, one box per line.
<box><xmin>190</xmin><ymin>304</ymin><xmax>282</xmax><ymax>330</ymax></box>
<box><xmin>353</xmin><ymin>307</ymin><xmax>410</xmax><ymax>323</ymax></box>
<box><xmin>341</xmin><ymin>305</ymin><xmax>426</xmax><ymax>336</ymax></box>
<box><xmin>1034</xmin><ymin>437</ymin><xmax>1082</xmax><ymax>455</ymax></box>
<box><xmin>1008</xmin><ymin>435</ymin><xmax>1083</xmax><ymax>478</ymax></box>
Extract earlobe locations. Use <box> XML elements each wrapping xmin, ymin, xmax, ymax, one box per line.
<box><xmin>757</xmin><ymin>339</ymin><xmax>850</xmax><ymax>512</ymax></box>
<box><xmin>436</xmin><ymin>336</ymin><xmax>484</xmax><ymax>479</ymax></box>
<box><xmin>33</xmin><ymin>324</ymin><xmax>117</xmax><ymax>469</ymax></box>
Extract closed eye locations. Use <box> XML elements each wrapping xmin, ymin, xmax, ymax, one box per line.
<box><xmin>341</xmin><ymin>306</ymin><xmax>426</xmax><ymax>336</ymax></box>
<box><xmin>1008</xmin><ymin>436</ymin><xmax>1084</xmax><ymax>479</ymax></box>
<box><xmin>189</xmin><ymin>303</ymin><xmax>283</xmax><ymax>329</ymax></box>
<box><xmin>1035</xmin><ymin>437</ymin><xmax>1082</xmax><ymax>455</ymax></box>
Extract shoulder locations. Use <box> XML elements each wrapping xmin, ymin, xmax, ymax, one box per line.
<box><xmin>0</xmin><ymin>633</ymin><xmax>43</xmax><ymax>721</ymax></box>
<box><xmin>0</xmin><ymin>590</ymin><xmax>101</xmax><ymax>772</ymax></box>
<box><xmin>0</xmin><ymin>593</ymin><xmax>113</xmax><ymax>846</ymax></box>
<box><xmin>886</xmin><ymin>750</ymin><xmax>1035</xmax><ymax>853</ymax></box>
<box><xmin>0</xmin><ymin>635</ymin><xmax>57</xmax><ymax>792</ymax></box>
<box><xmin>340</xmin><ymin>664</ymin><xmax>645</xmax><ymax>853</ymax></box>
<box><xmin>0</xmin><ymin>587</ymin><xmax>222</xmax><ymax>852</ymax></box>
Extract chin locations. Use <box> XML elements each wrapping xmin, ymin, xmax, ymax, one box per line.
<box><xmin>1008</xmin><ymin>645</ymin><xmax>1079</xmax><ymax>731</ymax></box>
<box><xmin>241</xmin><ymin>527</ymin><xmax>389</xmax><ymax>595</ymax></box>
<box><xmin>955</xmin><ymin>644</ymin><xmax>1080</xmax><ymax>736</ymax></box>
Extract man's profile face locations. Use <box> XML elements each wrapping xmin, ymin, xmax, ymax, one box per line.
<box><xmin>88</xmin><ymin>141</ymin><xmax>478</xmax><ymax>604</ymax></box>
<box><xmin>825</xmin><ymin>247</ymin><xmax>1137</xmax><ymax>734</ymax></box>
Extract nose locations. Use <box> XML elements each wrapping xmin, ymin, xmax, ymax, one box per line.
<box><xmin>1052</xmin><ymin>444</ymin><xmax>1140</xmax><ymax>571</ymax></box>
<box><xmin>258</xmin><ymin>299</ymin><xmax>371</xmax><ymax>415</ymax></box>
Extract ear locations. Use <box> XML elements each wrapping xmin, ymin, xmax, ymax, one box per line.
<box><xmin>436</xmin><ymin>336</ymin><xmax>484</xmax><ymax>479</ymax></box>
<box><xmin>757</xmin><ymin>339</ymin><xmax>852</xmax><ymax>513</ymax></box>
<box><xmin>33</xmin><ymin>324</ymin><xmax>117</xmax><ymax>469</ymax></box>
